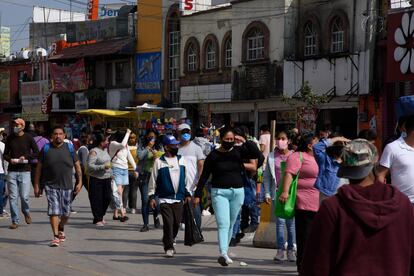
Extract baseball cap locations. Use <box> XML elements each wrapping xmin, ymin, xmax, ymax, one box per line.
<box><xmin>337</xmin><ymin>139</ymin><xmax>378</xmax><ymax>180</ymax></box>
<box><xmin>14</xmin><ymin>118</ymin><xmax>26</xmax><ymax>128</ymax></box>
<box><xmin>162</xmin><ymin>135</ymin><xmax>180</xmax><ymax>146</ymax></box>
<box><xmin>178</xmin><ymin>123</ymin><xmax>191</xmax><ymax>131</ymax></box>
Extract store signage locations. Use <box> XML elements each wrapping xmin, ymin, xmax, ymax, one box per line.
<box><xmin>387</xmin><ymin>10</ymin><xmax>414</xmax><ymax>82</ymax></box>
<box><xmin>50</xmin><ymin>59</ymin><xmax>88</xmax><ymax>93</ymax></box>
<box><xmin>182</xmin><ymin>0</ymin><xmax>195</xmax><ymax>11</ymax></box>
<box><xmin>135</xmin><ymin>52</ymin><xmax>161</xmax><ymax>94</ymax></box>
<box><xmin>21</xmin><ymin>80</ymin><xmax>50</xmax><ymax>122</ymax></box>
<box><xmin>0</xmin><ymin>71</ymin><xmax>10</xmax><ymax>104</ymax></box>
<box><xmin>99</xmin><ymin>4</ymin><xmax>124</xmax><ymax>18</ymax></box>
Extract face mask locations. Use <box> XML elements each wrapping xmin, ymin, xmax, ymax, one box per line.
<box><xmin>167</xmin><ymin>147</ymin><xmax>179</xmax><ymax>156</ymax></box>
<box><xmin>181</xmin><ymin>133</ymin><xmax>191</xmax><ymax>142</ymax></box>
<box><xmin>276</xmin><ymin>140</ymin><xmax>288</xmax><ymax>150</ymax></box>
<box><xmin>402</xmin><ymin>132</ymin><xmax>407</xmax><ymax>138</ymax></box>
<box><xmin>221</xmin><ymin>141</ymin><xmax>235</xmax><ymax>150</ymax></box>
<box><xmin>13</xmin><ymin>127</ymin><xmax>21</xmax><ymax>134</ymax></box>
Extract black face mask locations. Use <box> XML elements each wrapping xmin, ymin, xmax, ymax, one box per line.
<box><xmin>167</xmin><ymin>147</ymin><xmax>179</xmax><ymax>156</ymax></box>
<box><xmin>221</xmin><ymin>141</ymin><xmax>235</xmax><ymax>150</ymax></box>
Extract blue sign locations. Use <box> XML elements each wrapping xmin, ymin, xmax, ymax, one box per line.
<box><xmin>135</xmin><ymin>52</ymin><xmax>161</xmax><ymax>94</ymax></box>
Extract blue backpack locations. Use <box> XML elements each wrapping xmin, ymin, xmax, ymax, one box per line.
<box><xmin>42</xmin><ymin>142</ymin><xmax>76</xmax><ymax>163</ymax></box>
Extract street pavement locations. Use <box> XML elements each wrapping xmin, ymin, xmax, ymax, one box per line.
<box><xmin>0</xmin><ymin>189</ymin><xmax>298</xmax><ymax>276</ymax></box>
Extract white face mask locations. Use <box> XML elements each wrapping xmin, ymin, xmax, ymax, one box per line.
<box><xmin>401</xmin><ymin>132</ymin><xmax>407</xmax><ymax>138</ymax></box>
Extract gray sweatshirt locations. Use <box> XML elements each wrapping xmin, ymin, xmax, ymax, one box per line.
<box><xmin>87</xmin><ymin>147</ymin><xmax>111</xmax><ymax>179</ymax></box>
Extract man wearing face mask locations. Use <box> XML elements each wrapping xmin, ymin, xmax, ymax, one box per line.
<box><xmin>377</xmin><ymin>115</ymin><xmax>414</xmax><ymax>204</ymax></box>
<box><xmin>148</xmin><ymin>135</ymin><xmax>192</xmax><ymax>258</ymax></box>
<box><xmin>177</xmin><ymin>124</ymin><xmax>205</xmax><ymax>230</ymax></box>
<box><xmin>3</xmin><ymin>118</ymin><xmax>39</xmax><ymax>229</ymax></box>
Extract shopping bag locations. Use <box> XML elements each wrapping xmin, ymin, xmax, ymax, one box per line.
<box><xmin>184</xmin><ymin>201</ymin><xmax>204</xmax><ymax>246</ymax></box>
<box><xmin>274</xmin><ymin>152</ymin><xmax>302</xmax><ymax>219</ymax></box>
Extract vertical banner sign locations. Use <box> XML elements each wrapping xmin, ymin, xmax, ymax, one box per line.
<box><xmin>21</xmin><ymin>80</ymin><xmax>50</xmax><ymax>122</ymax></box>
<box><xmin>0</xmin><ymin>71</ymin><xmax>10</xmax><ymax>104</ymax></box>
<box><xmin>135</xmin><ymin>52</ymin><xmax>161</xmax><ymax>94</ymax></box>
<box><xmin>50</xmin><ymin>59</ymin><xmax>88</xmax><ymax>92</ymax></box>
<box><xmin>181</xmin><ymin>0</ymin><xmax>195</xmax><ymax>11</ymax></box>
<box><xmin>387</xmin><ymin>11</ymin><xmax>414</xmax><ymax>82</ymax></box>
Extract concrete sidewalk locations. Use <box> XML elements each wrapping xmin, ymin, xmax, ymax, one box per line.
<box><xmin>0</xmin><ymin>189</ymin><xmax>297</xmax><ymax>276</ymax></box>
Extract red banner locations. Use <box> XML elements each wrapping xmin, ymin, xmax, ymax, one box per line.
<box><xmin>387</xmin><ymin>11</ymin><xmax>414</xmax><ymax>82</ymax></box>
<box><xmin>50</xmin><ymin>59</ymin><xmax>88</xmax><ymax>92</ymax></box>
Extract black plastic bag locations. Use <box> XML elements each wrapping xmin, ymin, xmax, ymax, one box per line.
<box><xmin>184</xmin><ymin>201</ymin><xmax>204</xmax><ymax>246</ymax></box>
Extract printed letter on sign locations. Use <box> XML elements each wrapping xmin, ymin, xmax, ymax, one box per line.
<box><xmin>184</xmin><ymin>0</ymin><xmax>193</xmax><ymax>11</ymax></box>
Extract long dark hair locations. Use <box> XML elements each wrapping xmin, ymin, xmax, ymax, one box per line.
<box><xmin>92</xmin><ymin>133</ymin><xmax>106</xmax><ymax>148</ymax></box>
<box><xmin>297</xmin><ymin>132</ymin><xmax>317</xmax><ymax>152</ymax></box>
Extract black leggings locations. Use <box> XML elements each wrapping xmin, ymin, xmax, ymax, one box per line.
<box><xmin>88</xmin><ymin>177</ymin><xmax>112</xmax><ymax>224</ymax></box>
<box><xmin>295</xmin><ymin>209</ymin><xmax>317</xmax><ymax>270</ymax></box>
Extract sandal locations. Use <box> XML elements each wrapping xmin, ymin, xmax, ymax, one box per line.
<box><xmin>113</xmin><ymin>216</ymin><xmax>120</xmax><ymax>220</ymax></box>
<box><xmin>120</xmin><ymin>216</ymin><xmax>129</xmax><ymax>222</ymax></box>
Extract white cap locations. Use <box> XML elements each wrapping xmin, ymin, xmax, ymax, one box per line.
<box><xmin>178</xmin><ymin>123</ymin><xmax>191</xmax><ymax>131</ymax></box>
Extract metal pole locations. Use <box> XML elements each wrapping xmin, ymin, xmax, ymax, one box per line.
<box><xmin>270</xmin><ymin>120</ymin><xmax>276</xmax><ymax>152</ymax></box>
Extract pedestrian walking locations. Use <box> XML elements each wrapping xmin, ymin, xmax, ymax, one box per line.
<box><xmin>87</xmin><ymin>133</ymin><xmax>112</xmax><ymax>226</ymax></box>
<box><xmin>34</xmin><ymin>126</ymin><xmax>82</xmax><ymax>247</ymax></box>
<box><xmin>122</xmin><ymin>132</ymin><xmax>139</xmax><ymax>214</ymax></box>
<box><xmin>177</xmin><ymin>123</ymin><xmax>205</xmax><ymax>230</ymax></box>
<box><xmin>4</xmin><ymin>118</ymin><xmax>39</xmax><ymax>229</ymax></box>
<box><xmin>0</xmin><ymin>130</ymin><xmax>6</xmax><ymax>219</ymax></box>
<box><xmin>137</xmin><ymin>131</ymin><xmax>163</xmax><ymax>232</ymax></box>
<box><xmin>313</xmin><ymin>135</ymin><xmax>350</xmax><ymax>202</ymax></box>
<box><xmin>194</xmin><ymin>127</ymin><xmax>261</xmax><ymax>266</ymax></box>
<box><xmin>77</xmin><ymin>134</ymin><xmax>90</xmax><ymax>192</ymax></box>
<box><xmin>108</xmin><ymin>129</ymin><xmax>136</xmax><ymax>222</ymax></box>
<box><xmin>264</xmin><ymin>130</ymin><xmax>296</xmax><ymax>262</ymax></box>
<box><xmin>278</xmin><ymin>132</ymin><xmax>319</xmax><ymax>271</ymax></box>
<box><xmin>259</xmin><ymin>125</ymin><xmax>271</xmax><ymax>169</ymax></box>
<box><xmin>148</xmin><ymin>135</ymin><xmax>192</xmax><ymax>258</ymax></box>
<box><xmin>31</xmin><ymin>127</ymin><xmax>50</xmax><ymax>196</ymax></box>
<box><xmin>377</xmin><ymin>115</ymin><xmax>414</xmax><ymax>203</ymax></box>
<box><xmin>301</xmin><ymin>139</ymin><xmax>414</xmax><ymax>276</ymax></box>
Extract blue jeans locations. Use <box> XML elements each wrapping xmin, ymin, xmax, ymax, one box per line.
<box><xmin>7</xmin><ymin>171</ymin><xmax>31</xmax><ymax>224</ymax></box>
<box><xmin>0</xmin><ymin>174</ymin><xmax>5</xmax><ymax>214</ymax></box>
<box><xmin>211</xmin><ymin>187</ymin><xmax>244</xmax><ymax>255</ymax></box>
<box><xmin>232</xmin><ymin>212</ymin><xmax>241</xmax><ymax>239</ymax></box>
<box><xmin>276</xmin><ymin>217</ymin><xmax>296</xmax><ymax>250</ymax></box>
<box><xmin>138</xmin><ymin>172</ymin><xmax>159</xmax><ymax>226</ymax></box>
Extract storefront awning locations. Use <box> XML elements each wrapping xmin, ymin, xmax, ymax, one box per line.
<box><xmin>49</xmin><ymin>38</ymin><xmax>135</xmax><ymax>60</ymax></box>
<box><xmin>78</xmin><ymin>109</ymin><xmax>137</xmax><ymax>119</ymax></box>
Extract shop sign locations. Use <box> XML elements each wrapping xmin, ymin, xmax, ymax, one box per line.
<box><xmin>21</xmin><ymin>80</ymin><xmax>50</xmax><ymax>122</ymax></box>
<box><xmin>298</xmin><ymin>107</ymin><xmax>318</xmax><ymax>133</ymax></box>
<box><xmin>135</xmin><ymin>52</ymin><xmax>161</xmax><ymax>94</ymax></box>
<box><xmin>387</xmin><ymin>11</ymin><xmax>414</xmax><ymax>82</ymax></box>
<box><xmin>50</xmin><ymin>59</ymin><xmax>88</xmax><ymax>93</ymax></box>
<box><xmin>276</xmin><ymin>110</ymin><xmax>297</xmax><ymax>123</ymax></box>
<box><xmin>75</xmin><ymin>93</ymin><xmax>88</xmax><ymax>110</ymax></box>
<box><xmin>0</xmin><ymin>71</ymin><xmax>10</xmax><ymax>104</ymax></box>
<box><xmin>181</xmin><ymin>0</ymin><xmax>195</xmax><ymax>11</ymax></box>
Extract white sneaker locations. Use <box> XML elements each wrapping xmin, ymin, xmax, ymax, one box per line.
<box><xmin>273</xmin><ymin>249</ymin><xmax>286</xmax><ymax>261</ymax></box>
<box><xmin>223</xmin><ymin>254</ymin><xmax>233</xmax><ymax>264</ymax></box>
<box><xmin>287</xmin><ymin>250</ymin><xmax>297</xmax><ymax>262</ymax></box>
<box><xmin>130</xmin><ymin>208</ymin><xmax>136</xmax><ymax>214</ymax></box>
<box><xmin>180</xmin><ymin>223</ymin><xmax>185</xmax><ymax>231</ymax></box>
<box><xmin>165</xmin><ymin>249</ymin><xmax>174</xmax><ymax>258</ymax></box>
<box><xmin>202</xmin><ymin>210</ymin><xmax>211</xmax><ymax>216</ymax></box>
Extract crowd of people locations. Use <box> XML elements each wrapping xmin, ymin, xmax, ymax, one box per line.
<box><xmin>1</xmin><ymin>115</ymin><xmax>414</xmax><ymax>275</ymax></box>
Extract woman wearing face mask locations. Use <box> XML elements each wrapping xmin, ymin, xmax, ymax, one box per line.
<box><xmin>137</xmin><ymin>131</ymin><xmax>163</xmax><ymax>232</ymax></box>
<box><xmin>87</xmin><ymin>133</ymin><xmax>112</xmax><ymax>226</ymax></box>
<box><xmin>122</xmin><ymin>133</ymin><xmax>139</xmax><ymax>214</ymax></box>
<box><xmin>193</xmin><ymin>127</ymin><xmax>262</xmax><ymax>266</ymax></box>
<box><xmin>263</xmin><ymin>131</ymin><xmax>296</xmax><ymax>262</ymax></box>
<box><xmin>278</xmin><ymin>132</ymin><xmax>319</xmax><ymax>271</ymax></box>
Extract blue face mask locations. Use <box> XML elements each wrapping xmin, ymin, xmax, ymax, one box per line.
<box><xmin>181</xmin><ymin>133</ymin><xmax>191</xmax><ymax>142</ymax></box>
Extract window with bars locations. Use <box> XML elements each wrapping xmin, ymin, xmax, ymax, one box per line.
<box><xmin>187</xmin><ymin>44</ymin><xmax>197</xmax><ymax>72</ymax></box>
<box><xmin>247</xmin><ymin>28</ymin><xmax>264</xmax><ymax>61</ymax></box>
<box><xmin>205</xmin><ymin>40</ymin><xmax>216</xmax><ymax>70</ymax></box>
<box><xmin>224</xmin><ymin>38</ymin><xmax>232</xmax><ymax>68</ymax></box>
<box><xmin>331</xmin><ymin>17</ymin><xmax>344</xmax><ymax>53</ymax></box>
<box><xmin>169</xmin><ymin>30</ymin><xmax>180</xmax><ymax>104</ymax></box>
<box><xmin>304</xmin><ymin>22</ymin><xmax>316</xmax><ymax>56</ymax></box>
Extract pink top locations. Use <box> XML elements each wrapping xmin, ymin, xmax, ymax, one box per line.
<box><xmin>285</xmin><ymin>151</ymin><xmax>319</xmax><ymax>212</ymax></box>
<box><xmin>274</xmin><ymin>150</ymin><xmax>293</xmax><ymax>185</ymax></box>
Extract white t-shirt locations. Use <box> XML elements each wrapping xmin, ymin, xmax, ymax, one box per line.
<box><xmin>178</xmin><ymin>141</ymin><xmax>205</xmax><ymax>193</ymax></box>
<box><xmin>0</xmin><ymin>141</ymin><xmax>5</xmax><ymax>174</ymax></box>
<box><xmin>380</xmin><ymin>137</ymin><xmax>414</xmax><ymax>203</ymax></box>
<box><xmin>160</xmin><ymin>156</ymin><xmax>181</xmax><ymax>204</ymax></box>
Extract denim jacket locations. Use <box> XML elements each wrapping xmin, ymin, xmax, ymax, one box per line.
<box><xmin>313</xmin><ymin>139</ymin><xmax>341</xmax><ymax>197</ymax></box>
<box><xmin>263</xmin><ymin>151</ymin><xmax>277</xmax><ymax>200</ymax></box>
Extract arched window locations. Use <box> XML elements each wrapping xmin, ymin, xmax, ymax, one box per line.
<box><xmin>304</xmin><ymin>21</ymin><xmax>316</xmax><ymax>56</ymax></box>
<box><xmin>224</xmin><ymin>37</ymin><xmax>232</xmax><ymax>68</ymax></box>
<box><xmin>187</xmin><ymin>43</ymin><xmax>197</xmax><ymax>71</ymax></box>
<box><xmin>165</xmin><ymin>5</ymin><xmax>180</xmax><ymax>104</ymax></box>
<box><xmin>205</xmin><ymin>40</ymin><xmax>216</xmax><ymax>69</ymax></box>
<box><xmin>247</xmin><ymin>28</ymin><xmax>264</xmax><ymax>61</ymax></box>
<box><xmin>331</xmin><ymin>17</ymin><xmax>345</xmax><ymax>53</ymax></box>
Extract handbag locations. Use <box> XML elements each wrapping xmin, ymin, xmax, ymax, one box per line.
<box><xmin>184</xmin><ymin>201</ymin><xmax>204</xmax><ymax>246</ymax></box>
<box><xmin>274</xmin><ymin>152</ymin><xmax>303</xmax><ymax>219</ymax></box>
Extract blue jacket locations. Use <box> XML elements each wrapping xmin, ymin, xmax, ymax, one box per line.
<box><xmin>313</xmin><ymin>139</ymin><xmax>341</xmax><ymax>196</ymax></box>
<box><xmin>148</xmin><ymin>155</ymin><xmax>191</xmax><ymax>201</ymax></box>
